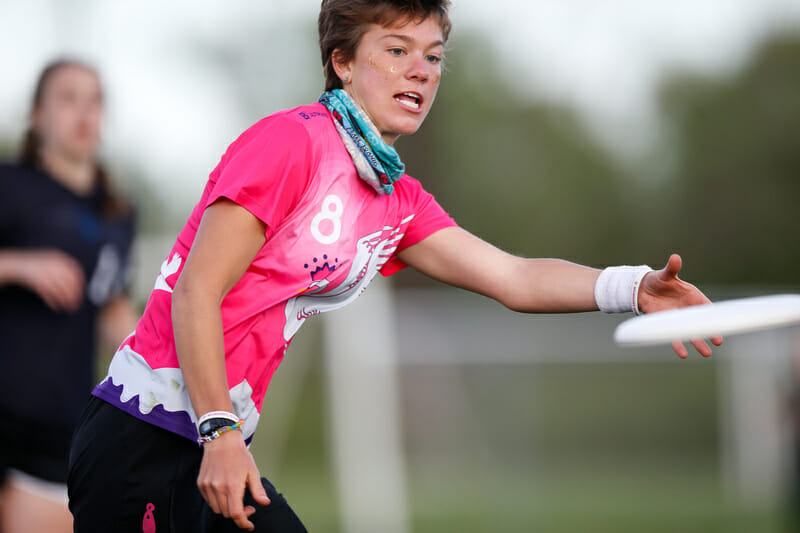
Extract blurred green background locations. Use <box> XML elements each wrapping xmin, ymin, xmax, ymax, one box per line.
<box><xmin>2</xmin><ymin>2</ymin><xmax>800</xmax><ymax>531</ymax></box>
<box><xmin>253</xmin><ymin>343</ymin><xmax>788</xmax><ymax>532</ymax></box>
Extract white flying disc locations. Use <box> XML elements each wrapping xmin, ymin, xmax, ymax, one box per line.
<box><xmin>614</xmin><ymin>294</ymin><xmax>800</xmax><ymax>347</ymax></box>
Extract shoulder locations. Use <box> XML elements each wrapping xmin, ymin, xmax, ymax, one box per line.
<box><xmin>242</xmin><ymin>103</ymin><xmax>332</xmax><ymax>145</ymax></box>
<box><xmin>220</xmin><ymin>103</ymin><xmax>333</xmax><ymax>166</ymax></box>
<box><xmin>391</xmin><ymin>173</ymin><xmax>433</xmax><ymax>203</ymax></box>
<box><xmin>215</xmin><ymin>103</ymin><xmax>336</xmax><ymax>174</ymax></box>
<box><xmin>390</xmin><ymin>173</ymin><xmax>456</xmax><ymax>226</ymax></box>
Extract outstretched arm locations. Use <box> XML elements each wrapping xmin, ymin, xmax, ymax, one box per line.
<box><xmin>397</xmin><ymin>227</ymin><xmax>601</xmax><ymax>313</ymax></box>
<box><xmin>397</xmin><ymin>227</ymin><xmax>721</xmax><ymax>357</ymax></box>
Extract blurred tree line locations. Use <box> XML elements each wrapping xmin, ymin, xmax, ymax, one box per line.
<box><xmin>656</xmin><ymin>34</ymin><xmax>800</xmax><ymax>284</ymax></box>
<box><xmin>398</xmin><ymin>31</ymin><xmax>800</xmax><ymax>286</ymax></box>
<box><xmin>1</xmin><ymin>30</ymin><xmax>797</xmax><ymax>287</ymax></box>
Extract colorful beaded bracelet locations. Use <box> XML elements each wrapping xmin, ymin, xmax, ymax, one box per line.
<box><xmin>197</xmin><ymin>420</ymin><xmax>244</xmax><ymax>447</ymax></box>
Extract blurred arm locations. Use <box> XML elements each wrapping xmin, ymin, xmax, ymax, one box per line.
<box><xmin>397</xmin><ymin>226</ymin><xmax>600</xmax><ymax>313</ymax></box>
<box><xmin>97</xmin><ymin>295</ymin><xmax>140</xmax><ymax>351</ymax></box>
<box><xmin>0</xmin><ymin>249</ymin><xmax>85</xmax><ymax>312</ymax></box>
<box><xmin>0</xmin><ymin>250</ymin><xmax>24</xmax><ymax>284</ymax></box>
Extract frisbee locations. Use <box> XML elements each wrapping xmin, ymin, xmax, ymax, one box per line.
<box><xmin>614</xmin><ymin>294</ymin><xmax>800</xmax><ymax>347</ymax></box>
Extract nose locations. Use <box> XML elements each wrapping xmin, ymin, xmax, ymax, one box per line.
<box><xmin>406</xmin><ymin>54</ymin><xmax>431</xmax><ymax>83</ymax></box>
<box><xmin>76</xmin><ymin>96</ymin><xmax>102</xmax><ymax>121</ymax></box>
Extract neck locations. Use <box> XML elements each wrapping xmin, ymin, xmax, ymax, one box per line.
<box><xmin>339</xmin><ymin>88</ymin><xmax>398</xmax><ymax>145</ymax></box>
<box><xmin>39</xmin><ymin>148</ymin><xmax>96</xmax><ymax>196</ymax></box>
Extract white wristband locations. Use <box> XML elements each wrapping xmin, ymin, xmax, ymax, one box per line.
<box><xmin>197</xmin><ymin>410</ymin><xmax>239</xmax><ymax>430</ymax></box>
<box><xmin>594</xmin><ymin>265</ymin><xmax>653</xmax><ymax>314</ymax></box>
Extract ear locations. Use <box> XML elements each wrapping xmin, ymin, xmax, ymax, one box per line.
<box><xmin>331</xmin><ymin>49</ymin><xmax>352</xmax><ymax>84</ymax></box>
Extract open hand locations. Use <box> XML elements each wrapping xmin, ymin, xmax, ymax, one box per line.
<box><xmin>638</xmin><ymin>254</ymin><xmax>724</xmax><ymax>358</ymax></box>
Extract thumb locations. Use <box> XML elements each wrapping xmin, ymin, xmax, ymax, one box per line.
<box><xmin>663</xmin><ymin>253</ymin><xmax>682</xmax><ymax>279</ymax></box>
<box><xmin>248</xmin><ymin>471</ymin><xmax>271</xmax><ymax>506</ymax></box>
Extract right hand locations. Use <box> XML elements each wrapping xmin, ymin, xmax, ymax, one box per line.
<box><xmin>15</xmin><ymin>249</ymin><xmax>85</xmax><ymax>312</ymax></box>
<box><xmin>197</xmin><ymin>430</ymin><xmax>271</xmax><ymax>531</ymax></box>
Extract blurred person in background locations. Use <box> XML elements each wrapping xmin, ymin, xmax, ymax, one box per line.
<box><xmin>67</xmin><ymin>1</ymin><xmax>721</xmax><ymax>531</ymax></box>
<box><xmin>0</xmin><ymin>59</ymin><xmax>137</xmax><ymax>532</ymax></box>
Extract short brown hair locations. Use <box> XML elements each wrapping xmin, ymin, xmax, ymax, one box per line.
<box><xmin>318</xmin><ymin>0</ymin><xmax>452</xmax><ymax>92</ymax></box>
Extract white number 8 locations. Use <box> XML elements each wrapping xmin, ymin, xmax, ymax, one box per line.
<box><xmin>311</xmin><ymin>194</ymin><xmax>343</xmax><ymax>245</ymax></box>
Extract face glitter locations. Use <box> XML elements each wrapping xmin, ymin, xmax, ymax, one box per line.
<box><xmin>368</xmin><ymin>55</ymin><xmax>397</xmax><ymax>75</ymax></box>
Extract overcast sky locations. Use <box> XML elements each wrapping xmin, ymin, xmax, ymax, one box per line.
<box><xmin>1</xmin><ymin>0</ymin><xmax>799</xmax><ymax>205</ymax></box>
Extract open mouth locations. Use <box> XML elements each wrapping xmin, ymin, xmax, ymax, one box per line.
<box><xmin>394</xmin><ymin>92</ymin><xmax>423</xmax><ymax>111</ymax></box>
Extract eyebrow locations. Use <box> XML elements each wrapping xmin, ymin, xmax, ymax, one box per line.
<box><xmin>381</xmin><ymin>34</ymin><xmax>444</xmax><ymax>49</ymax></box>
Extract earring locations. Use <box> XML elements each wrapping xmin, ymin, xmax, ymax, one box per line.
<box><xmin>343</xmin><ymin>76</ymin><xmax>350</xmax><ymax>84</ymax></box>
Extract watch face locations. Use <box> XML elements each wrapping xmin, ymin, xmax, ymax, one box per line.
<box><xmin>199</xmin><ymin>418</ymin><xmax>234</xmax><ymax>436</ymax></box>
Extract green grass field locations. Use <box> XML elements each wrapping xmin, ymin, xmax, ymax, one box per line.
<box><xmin>250</xmin><ymin>355</ymin><xmax>796</xmax><ymax>532</ymax></box>
<box><xmin>263</xmin><ymin>451</ymin><xmax>790</xmax><ymax>532</ymax></box>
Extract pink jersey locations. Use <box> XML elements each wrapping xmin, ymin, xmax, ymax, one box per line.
<box><xmin>93</xmin><ymin>103</ymin><xmax>456</xmax><ymax>442</ymax></box>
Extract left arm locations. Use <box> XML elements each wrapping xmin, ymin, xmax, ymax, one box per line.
<box><xmin>397</xmin><ymin>226</ymin><xmax>600</xmax><ymax>313</ymax></box>
<box><xmin>398</xmin><ymin>227</ymin><xmax>722</xmax><ymax>357</ymax></box>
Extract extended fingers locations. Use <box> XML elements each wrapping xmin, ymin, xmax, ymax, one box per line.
<box><xmin>672</xmin><ymin>337</ymin><xmax>716</xmax><ymax>359</ymax></box>
<box><xmin>671</xmin><ymin>340</ymin><xmax>688</xmax><ymax>359</ymax></box>
<box><xmin>228</xmin><ymin>491</ymin><xmax>254</xmax><ymax>531</ymax></box>
<box><xmin>691</xmin><ymin>338</ymin><xmax>712</xmax><ymax>357</ymax></box>
<box><xmin>247</xmin><ymin>471</ymin><xmax>271</xmax><ymax>506</ymax></box>
<box><xmin>663</xmin><ymin>253</ymin><xmax>682</xmax><ymax>279</ymax></box>
<box><xmin>201</xmin><ymin>478</ymin><xmax>254</xmax><ymax>530</ymax></box>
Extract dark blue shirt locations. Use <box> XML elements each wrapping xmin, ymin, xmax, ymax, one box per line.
<box><xmin>0</xmin><ymin>163</ymin><xmax>135</xmax><ymax>429</ymax></box>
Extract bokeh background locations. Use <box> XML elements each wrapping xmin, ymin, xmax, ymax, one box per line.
<box><xmin>2</xmin><ymin>1</ymin><xmax>800</xmax><ymax>531</ymax></box>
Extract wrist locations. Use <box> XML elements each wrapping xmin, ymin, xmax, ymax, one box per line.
<box><xmin>0</xmin><ymin>250</ymin><xmax>28</xmax><ymax>284</ymax></box>
<box><xmin>197</xmin><ymin>410</ymin><xmax>239</xmax><ymax>434</ymax></box>
<box><xmin>595</xmin><ymin>265</ymin><xmax>652</xmax><ymax>314</ymax></box>
<box><xmin>197</xmin><ymin>418</ymin><xmax>244</xmax><ymax>447</ymax></box>
<box><xmin>202</xmin><ymin>427</ymin><xmax>245</xmax><ymax>451</ymax></box>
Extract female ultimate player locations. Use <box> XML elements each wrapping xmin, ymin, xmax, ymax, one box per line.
<box><xmin>68</xmin><ymin>1</ymin><xmax>723</xmax><ymax>531</ymax></box>
<box><xmin>0</xmin><ymin>60</ymin><xmax>137</xmax><ymax>532</ymax></box>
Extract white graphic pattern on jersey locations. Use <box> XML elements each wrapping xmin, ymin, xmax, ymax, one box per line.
<box><xmin>101</xmin><ymin>345</ymin><xmax>260</xmax><ymax>441</ymax></box>
<box><xmin>154</xmin><ymin>253</ymin><xmax>182</xmax><ymax>293</ymax></box>
<box><xmin>282</xmin><ymin>215</ymin><xmax>414</xmax><ymax>340</ymax></box>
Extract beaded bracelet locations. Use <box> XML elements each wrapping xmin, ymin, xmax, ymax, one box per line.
<box><xmin>197</xmin><ymin>420</ymin><xmax>244</xmax><ymax>447</ymax></box>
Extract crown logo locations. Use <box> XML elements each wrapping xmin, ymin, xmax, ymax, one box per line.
<box><xmin>304</xmin><ymin>254</ymin><xmax>339</xmax><ymax>281</ymax></box>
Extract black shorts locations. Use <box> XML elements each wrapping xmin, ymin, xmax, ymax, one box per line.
<box><xmin>0</xmin><ymin>408</ymin><xmax>74</xmax><ymax>485</ymax></box>
<box><xmin>67</xmin><ymin>397</ymin><xmax>308</xmax><ymax>532</ymax></box>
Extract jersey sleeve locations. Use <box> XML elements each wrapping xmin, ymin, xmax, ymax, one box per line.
<box><xmin>206</xmin><ymin>115</ymin><xmax>313</xmax><ymax>234</ymax></box>
<box><xmin>381</xmin><ymin>176</ymin><xmax>458</xmax><ymax>276</ymax></box>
